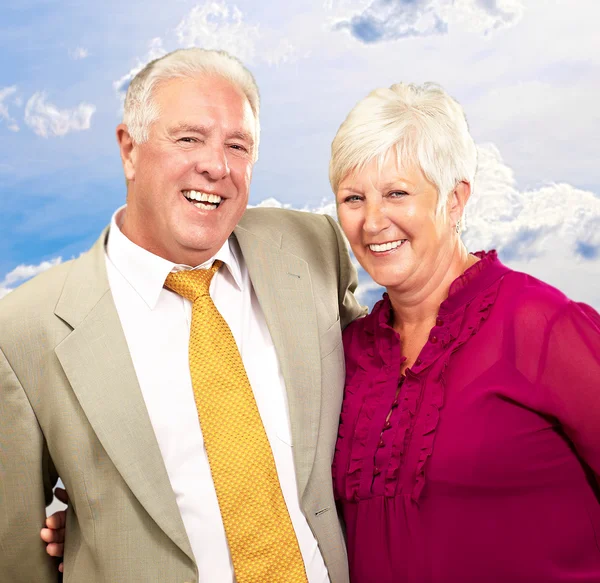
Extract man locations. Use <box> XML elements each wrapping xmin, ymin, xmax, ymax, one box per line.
<box><xmin>0</xmin><ymin>48</ymin><xmax>364</xmax><ymax>582</ymax></box>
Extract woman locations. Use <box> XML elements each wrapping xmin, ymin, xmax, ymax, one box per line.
<box><xmin>330</xmin><ymin>82</ymin><xmax>600</xmax><ymax>582</ymax></box>
<box><xmin>43</xmin><ymin>83</ymin><xmax>600</xmax><ymax>582</ymax></box>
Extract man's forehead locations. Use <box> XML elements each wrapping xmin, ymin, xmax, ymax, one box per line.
<box><xmin>154</xmin><ymin>77</ymin><xmax>253</xmax><ymax>117</ymax></box>
<box><xmin>154</xmin><ymin>74</ymin><xmax>244</xmax><ymax>104</ymax></box>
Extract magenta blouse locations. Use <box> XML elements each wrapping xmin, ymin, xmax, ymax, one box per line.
<box><xmin>333</xmin><ymin>251</ymin><xmax>600</xmax><ymax>583</ymax></box>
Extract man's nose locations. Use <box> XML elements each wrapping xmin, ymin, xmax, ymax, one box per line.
<box><xmin>195</xmin><ymin>144</ymin><xmax>229</xmax><ymax>180</ymax></box>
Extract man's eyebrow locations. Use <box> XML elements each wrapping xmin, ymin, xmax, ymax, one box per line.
<box><xmin>168</xmin><ymin>123</ymin><xmax>209</xmax><ymax>134</ymax></box>
<box><xmin>167</xmin><ymin>124</ymin><xmax>254</xmax><ymax>147</ymax></box>
<box><xmin>228</xmin><ymin>130</ymin><xmax>254</xmax><ymax>146</ymax></box>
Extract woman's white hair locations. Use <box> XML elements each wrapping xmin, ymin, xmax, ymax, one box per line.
<box><xmin>330</xmin><ymin>82</ymin><xmax>477</xmax><ymax>214</ymax></box>
<box><xmin>123</xmin><ymin>48</ymin><xmax>260</xmax><ymax>157</ymax></box>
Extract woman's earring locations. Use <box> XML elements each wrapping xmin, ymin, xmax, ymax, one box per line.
<box><xmin>455</xmin><ymin>219</ymin><xmax>461</xmax><ymax>234</ymax></box>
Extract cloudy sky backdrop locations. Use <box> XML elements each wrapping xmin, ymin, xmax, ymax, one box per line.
<box><xmin>1</xmin><ymin>0</ymin><xmax>599</xmax><ymax>309</ymax></box>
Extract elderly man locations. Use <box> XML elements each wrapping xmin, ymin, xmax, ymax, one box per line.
<box><xmin>0</xmin><ymin>48</ymin><xmax>364</xmax><ymax>583</ymax></box>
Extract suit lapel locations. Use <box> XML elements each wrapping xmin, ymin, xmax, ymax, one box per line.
<box><xmin>234</xmin><ymin>219</ymin><xmax>321</xmax><ymax>500</ymax></box>
<box><xmin>54</xmin><ymin>230</ymin><xmax>194</xmax><ymax>564</ymax></box>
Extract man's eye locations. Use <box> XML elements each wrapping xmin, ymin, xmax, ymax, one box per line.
<box><xmin>389</xmin><ymin>191</ymin><xmax>407</xmax><ymax>198</ymax></box>
<box><xmin>178</xmin><ymin>137</ymin><xmax>197</xmax><ymax>143</ymax></box>
<box><xmin>229</xmin><ymin>144</ymin><xmax>248</xmax><ymax>152</ymax></box>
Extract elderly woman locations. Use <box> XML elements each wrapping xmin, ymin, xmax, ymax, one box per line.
<box><xmin>330</xmin><ymin>82</ymin><xmax>600</xmax><ymax>583</ymax></box>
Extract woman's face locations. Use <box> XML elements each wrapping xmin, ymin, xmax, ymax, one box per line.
<box><xmin>336</xmin><ymin>150</ymin><xmax>456</xmax><ymax>294</ymax></box>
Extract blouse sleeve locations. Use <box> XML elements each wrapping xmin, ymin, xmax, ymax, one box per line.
<box><xmin>537</xmin><ymin>300</ymin><xmax>600</xmax><ymax>475</ymax></box>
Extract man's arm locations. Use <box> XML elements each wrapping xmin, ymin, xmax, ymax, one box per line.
<box><xmin>324</xmin><ymin>214</ymin><xmax>367</xmax><ymax>329</ymax></box>
<box><xmin>0</xmin><ymin>347</ymin><xmax>59</xmax><ymax>582</ymax></box>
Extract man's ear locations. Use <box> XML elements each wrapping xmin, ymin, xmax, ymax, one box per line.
<box><xmin>116</xmin><ymin>124</ymin><xmax>137</xmax><ymax>181</ymax></box>
<box><xmin>447</xmin><ymin>180</ymin><xmax>471</xmax><ymax>227</ymax></box>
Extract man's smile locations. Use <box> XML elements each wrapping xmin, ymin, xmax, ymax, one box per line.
<box><xmin>182</xmin><ymin>189</ymin><xmax>223</xmax><ymax>210</ymax></box>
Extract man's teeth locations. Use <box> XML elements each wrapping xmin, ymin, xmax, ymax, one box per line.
<box><xmin>183</xmin><ymin>190</ymin><xmax>222</xmax><ymax>205</ymax></box>
<box><xmin>369</xmin><ymin>240</ymin><xmax>406</xmax><ymax>252</ymax></box>
<box><xmin>193</xmin><ymin>202</ymin><xmax>218</xmax><ymax>210</ymax></box>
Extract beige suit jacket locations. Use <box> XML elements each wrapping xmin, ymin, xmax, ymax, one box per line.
<box><xmin>0</xmin><ymin>207</ymin><xmax>365</xmax><ymax>583</ymax></box>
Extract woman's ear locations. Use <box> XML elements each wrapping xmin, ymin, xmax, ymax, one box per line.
<box><xmin>447</xmin><ymin>180</ymin><xmax>471</xmax><ymax>228</ymax></box>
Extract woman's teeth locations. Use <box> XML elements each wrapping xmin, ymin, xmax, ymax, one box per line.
<box><xmin>183</xmin><ymin>190</ymin><xmax>222</xmax><ymax>210</ymax></box>
<box><xmin>368</xmin><ymin>240</ymin><xmax>406</xmax><ymax>252</ymax></box>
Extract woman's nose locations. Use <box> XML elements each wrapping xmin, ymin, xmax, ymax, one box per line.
<box><xmin>363</xmin><ymin>199</ymin><xmax>390</xmax><ymax>234</ymax></box>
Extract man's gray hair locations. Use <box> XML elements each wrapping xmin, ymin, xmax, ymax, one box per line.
<box><xmin>123</xmin><ymin>48</ymin><xmax>260</xmax><ymax>157</ymax></box>
<box><xmin>329</xmin><ymin>82</ymin><xmax>477</xmax><ymax>214</ymax></box>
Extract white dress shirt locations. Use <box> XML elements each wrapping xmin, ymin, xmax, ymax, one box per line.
<box><xmin>105</xmin><ymin>207</ymin><xmax>329</xmax><ymax>583</ymax></box>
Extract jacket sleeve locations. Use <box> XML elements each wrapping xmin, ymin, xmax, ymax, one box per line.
<box><xmin>324</xmin><ymin>214</ymin><xmax>368</xmax><ymax>330</ymax></box>
<box><xmin>0</xmin><ymin>347</ymin><xmax>60</xmax><ymax>582</ymax></box>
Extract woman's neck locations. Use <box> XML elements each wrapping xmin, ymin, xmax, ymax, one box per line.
<box><xmin>388</xmin><ymin>243</ymin><xmax>477</xmax><ymax>334</ymax></box>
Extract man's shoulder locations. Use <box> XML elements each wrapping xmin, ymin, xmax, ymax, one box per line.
<box><xmin>239</xmin><ymin>207</ymin><xmax>337</xmax><ymax>247</ymax></box>
<box><xmin>241</xmin><ymin>206</ymin><xmax>331</xmax><ymax>229</ymax></box>
<box><xmin>0</xmin><ymin>228</ymin><xmax>109</xmax><ymax>326</ymax></box>
<box><xmin>0</xmin><ymin>259</ymin><xmax>76</xmax><ymax>323</ymax></box>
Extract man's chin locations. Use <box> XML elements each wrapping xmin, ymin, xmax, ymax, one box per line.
<box><xmin>171</xmin><ymin>235</ymin><xmax>225</xmax><ymax>266</ymax></box>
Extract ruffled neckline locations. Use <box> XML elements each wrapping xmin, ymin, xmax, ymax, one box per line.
<box><xmin>441</xmin><ymin>250</ymin><xmax>504</xmax><ymax>314</ymax></box>
<box><xmin>373</xmin><ymin>250</ymin><xmax>506</xmax><ymax>332</ymax></box>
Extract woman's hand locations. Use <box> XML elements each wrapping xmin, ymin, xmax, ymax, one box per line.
<box><xmin>40</xmin><ymin>487</ymin><xmax>68</xmax><ymax>573</ymax></box>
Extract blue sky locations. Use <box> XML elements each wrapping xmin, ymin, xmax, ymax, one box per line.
<box><xmin>1</xmin><ymin>0</ymin><xmax>599</xmax><ymax>309</ymax></box>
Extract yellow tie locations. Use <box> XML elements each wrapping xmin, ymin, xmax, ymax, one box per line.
<box><xmin>165</xmin><ymin>262</ymin><xmax>308</xmax><ymax>583</ymax></box>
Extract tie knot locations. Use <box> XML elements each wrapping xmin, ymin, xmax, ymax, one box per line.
<box><xmin>164</xmin><ymin>260</ymin><xmax>222</xmax><ymax>302</ymax></box>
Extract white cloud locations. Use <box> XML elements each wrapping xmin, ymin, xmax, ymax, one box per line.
<box><xmin>460</xmin><ymin>144</ymin><xmax>600</xmax><ymax>308</ymax></box>
<box><xmin>69</xmin><ymin>47</ymin><xmax>89</xmax><ymax>60</ymax></box>
<box><xmin>252</xmin><ymin>196</ymin><xmax>336</xmax><ymax>216</ymax></box>
<box><xmin>24</xmin><ymin>92</ymin><xmax>96</xmax><ymax>138</ymax></box>
<box><xmin>261</xmin><ymin>36</ymin><xmax>300</xmax><ymax>67</ymax></box>
<box><xmin>113</xmin><ymin>1</ymin><xmax>301</xmax><ymax>104</ymax></box>
<box><xmin>175</xmin><ymin>1</ymin><xmax>301</xmax><ymax>66</ymax></box>
<box><xmin>454</xmin><ymin>0</ymin><xmax>524</xmax><ymax>35</ymax></box>
<box><xmin>175</xmin><ymin>2</ymin><xmax>261</xmax><ymax>63</ymax></box>
<box><xmin>0</xmin><ymin>257</ymin><xmax>62</xmax><ymax>298</ymax></box>
<box><xmin>465</xmin><ymin>144</ymin><xmax>600</xmax><ymax>260</ymax></box>
<box><xmin>332</xmin><ymin>0</ymin><xmax>524</xmax><ymax>43</ymax></box>
<box><xmin>0</xmin><ymin>86</ymin><xmax>20</xmax><ymax>132</ymax></box>
<box><xmin>113</xmin><ymin>37</ymin><xmax>167</xmax><ymax>103</ymax></box>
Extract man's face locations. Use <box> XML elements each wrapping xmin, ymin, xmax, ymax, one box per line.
<box><xmin>118</xmin><ymin>75</ymin><xmax>256</xmax><ymax>266</ymax></box>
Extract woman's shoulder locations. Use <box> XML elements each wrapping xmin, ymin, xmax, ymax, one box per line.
<box><xmin>497</xmin><ymin>268</ymin><xmax>600</xmax><ymax>337</ymax></box>
<box><xmin>501</xmin><ymin>269</ymin><xmax>570</xmax><ymax>310</ymax></box>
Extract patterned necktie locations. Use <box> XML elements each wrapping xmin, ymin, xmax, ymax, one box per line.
<box><xmin>165</xmin><ymin>262</ymin><xmax>308</xmax><ymax>583</ymax></box>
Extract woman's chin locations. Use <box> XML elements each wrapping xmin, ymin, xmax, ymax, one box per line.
<box><xmin>368</xmin><ymin>268</ymin><xmax>412</xmax><ymax>292</ymax></box>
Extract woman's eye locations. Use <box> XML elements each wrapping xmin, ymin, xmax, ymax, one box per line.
<box><xmin>389</xmin><ymin>191</ymin><xmax>407</xmax><ymax>198</ymax></box>
<box><xmin>344</xmin><ymin>195</ymin><xmax>362</xmax><ymax>203</ymax></box>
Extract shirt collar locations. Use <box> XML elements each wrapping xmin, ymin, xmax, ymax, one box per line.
<box><xmin>105</xmin><ymin>205</ymin><xmax>244</xmax><ymax>309</ymax></box>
